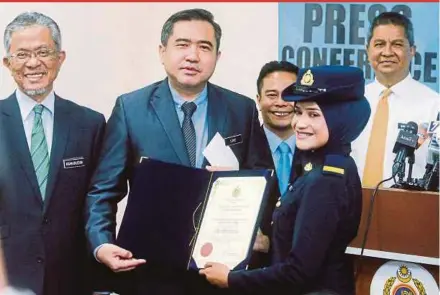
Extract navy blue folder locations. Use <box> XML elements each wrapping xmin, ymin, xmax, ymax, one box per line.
<box><xmin>116</xmin><ymin>158</ymin><xmax>274</xmax><ymax>272</ymax></box>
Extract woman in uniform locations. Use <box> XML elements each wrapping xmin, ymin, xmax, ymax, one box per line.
<box><xmin>199</xmin><ymin>65</ymin><xmax>371</xmax><ymax>295</ymax></box>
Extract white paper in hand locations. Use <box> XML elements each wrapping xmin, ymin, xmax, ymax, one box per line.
<box><xmin>203</xmin><ymin>132</ymin><xmax>239</xmax><ymax>170</ymax></box>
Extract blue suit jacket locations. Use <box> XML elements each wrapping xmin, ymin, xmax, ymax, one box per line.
<box><xmin>85</xmin><ymin>79</ymin><xmax>272</xmax><ymax>294</ymax></box>
<box><xmin>0</xmin><ymin>93</ymin><xmax>105</xmax><ymax>295</ymax></box>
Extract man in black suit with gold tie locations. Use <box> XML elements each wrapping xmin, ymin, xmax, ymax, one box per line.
<box><xmin>85</xmin><ymin>8</ymin><xmax>271</xmax><ymax>295</ymax></box>
<box><xmin>0</xmin><ymin>12</ymin><xmax>105</xmax><ymax>295</ymax></box>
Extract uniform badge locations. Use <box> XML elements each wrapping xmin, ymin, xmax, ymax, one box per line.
<box><xmin>304</xmin><ymin>162</ymin><xmax>313</xmax><ymax>172</ymax></box>
<box><xmin>300</xmin><ymin>69</ymin><xmax>314</xmax><ymax>86</ymax></box>
<box><xmin>323</xmin><ymin>165</ymin><xmax>345</xmax><ymax>175</ymax></box>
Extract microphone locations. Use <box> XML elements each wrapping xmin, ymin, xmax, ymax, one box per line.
<box><xmin>427</xmin><ymin>119</ymin><xmax>439</xmax><ymax>139</ymax></box>
<box><xmin>421</xmin><ymin>129</ymin><xmax>439</xmax><ymax>191</ymax></box>
<box><xmin>426</xmin><ymin>134</ymin><xmax>439</xmax><ymax>166</ymax></box>
<box><xmin>392</xmin><ymin>121</ymin><xmax>419</xmax><ymax>176</ymax></box>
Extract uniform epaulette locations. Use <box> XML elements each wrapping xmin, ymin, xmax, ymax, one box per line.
<box><xmin>322</xmin><ymin>154</ymin><xmax>348</xmax><ymax>177</ymax></box>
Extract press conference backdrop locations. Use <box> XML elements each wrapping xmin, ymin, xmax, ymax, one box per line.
<box><xmin>279</xmin><ymin>3</ymin><xmax>440</xmax><ymax>92</ymax></box>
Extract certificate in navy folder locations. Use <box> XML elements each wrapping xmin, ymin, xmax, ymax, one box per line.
<box><xmin>116</xmin><ymin>158</ymin><xmax>274</xmax><ymax>272</ymax></box>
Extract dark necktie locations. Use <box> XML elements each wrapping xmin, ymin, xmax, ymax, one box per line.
<box><xmin>181</xmin><ymin>102</ymin><xmax>197</xmax><ymax>167</ymax></box>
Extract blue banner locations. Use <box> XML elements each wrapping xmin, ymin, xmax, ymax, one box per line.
<box><xmin>279</xmin><ymin>3</ymin><xmax>440</xmax><ymax>92</ymax></box>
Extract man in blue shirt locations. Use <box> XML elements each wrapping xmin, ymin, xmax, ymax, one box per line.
<box><xmin>257</xmin><ymin>61</ymin><xmax>299</xmax><ymax>196</ymax></box>
<box><xmin>249</xmin><ymin>61</ymin><xmax>298</xmax><ymax>268</ymax></box>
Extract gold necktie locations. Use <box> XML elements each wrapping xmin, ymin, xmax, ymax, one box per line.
<box><xmin>362</xmin><ymin>88</ymin><xmax>392</xmax><ymax>187</ymax></box>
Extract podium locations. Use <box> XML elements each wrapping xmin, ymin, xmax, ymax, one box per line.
<box><xmin>346</xmin><ymin>188</ymin><xmax>439</xmax><ymax>294</ymax></box>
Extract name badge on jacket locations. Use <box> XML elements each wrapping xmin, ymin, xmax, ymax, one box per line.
<box><xmin>224</xmin><ymin>134</ymin><xmax>243</xmax><ymax>146</ymax></box>
<box><xmin>63</xmin><ymin>157</ymin><xmax>85</xmax><ymax>169</ymax></box>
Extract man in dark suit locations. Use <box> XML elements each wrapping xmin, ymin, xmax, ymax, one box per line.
<box><xmin>85</xmin><ymin>8</ymin><xmax>270</xmax><ymax>295</ymax></box>
<box><xmin>0</xmin><ymin>12</ymin><xmax>105</xmax><ymax>295</ymax></box>
<box><xmin>250</xmin><ymin>61</ymin><xmax>299</xmax><ymax>268</ymax></box>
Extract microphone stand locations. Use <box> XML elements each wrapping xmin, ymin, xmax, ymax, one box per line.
<box><xmin>394</xmin><ymin>154</ymin><xmax>425</xmax><ymax>190</ymax></box>
<box><xmin>424</xmin><ymin>160</ymin><xmax>439</xmax><ymax>191</ymax></box>
<box><xmin>391</xmin><ymin>160</ymin><xmax>406</xmax><ymax>188</ymax></box>
<box><xmin>406</xmin><ymin>153</ymin><xmax>415</xmax><ymax>183</ymax></box>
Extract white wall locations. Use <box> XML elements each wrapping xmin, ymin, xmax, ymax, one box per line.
<box><xmin>0</xmin><ymin>3</ymin><xmax>279</xmax><ymax>117</ymax></box>
<box><xmin>0</xmin><ymin>3</ymin><xmax>279</xmax><ymax>230</ymax></box>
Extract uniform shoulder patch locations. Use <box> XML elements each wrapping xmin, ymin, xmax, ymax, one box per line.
<box><xmin>322</xmin><ymin>154</ymin><xmax>348</xmax><ymax>177</ymax></box>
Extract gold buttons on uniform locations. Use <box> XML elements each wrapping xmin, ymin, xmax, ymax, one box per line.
<box><xmin>304</xmin><ymin>162</ymin><xmax>313</xmax><ymax>172</ymax></box>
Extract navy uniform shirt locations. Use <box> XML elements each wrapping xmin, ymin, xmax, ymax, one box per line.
<box><xmin>228</xmin><ymin>148</ymin><xmax>362</xmax><ymax>295</ymax></box>
<box><xmin>227</xmin><ymin>65</ymin><xmax>371</xmax><ymax>295</ymax></box>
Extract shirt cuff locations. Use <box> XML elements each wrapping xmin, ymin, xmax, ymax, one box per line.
<box><xmin>93</xmin><ymin>243</ymin><xmax>109</xmax><ymax>262</ymax></box>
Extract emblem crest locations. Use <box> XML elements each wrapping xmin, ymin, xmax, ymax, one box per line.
<box><xmin>232</xmin><ymin>186</ymin><xmax>241</xmax><ymax>198</ymax></box>
<box><xmin>304</xmin><ymin>162</ymin><xmax>313</xmax><ymax>172</ymax></box>
<box><xmin>382</xmin><ymin>265</ymin><xmax>426</xmax><ymax>295</ymax></box>
<box><xmin>300</xmin><ymin>69</ymin><xmax>314</xmax><ymax>86</ymax></box>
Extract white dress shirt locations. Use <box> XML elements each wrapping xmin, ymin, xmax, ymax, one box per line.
<box><xmin>169</xmin><ymin>81</ymin><xmax>209</xmax><ymax>168</ymax></box>
<box><xmin>352</xmin><ymin>74</ymin><xmax>439</xmax><ymax>187</ymax></box>
<box><xmin>15</xmin><ymin>89</ymin><xmax>55</xmax><ymax>155</ymax></box>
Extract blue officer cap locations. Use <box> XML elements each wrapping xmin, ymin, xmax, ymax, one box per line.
<box><xmin>281</xmin><ymin>65</ymin><xmax>371</xmax><ymax>150</ymax></box>
<box><xmin>282</xmin><ymin>65</ymin><xmax>365</xmax><ymax>103</ymax></box>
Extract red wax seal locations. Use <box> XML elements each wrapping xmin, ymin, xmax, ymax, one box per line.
<box><xmin>200</xmin><ymin>242</ymin><xmax>213</xmax><ymax>257</ymax></box>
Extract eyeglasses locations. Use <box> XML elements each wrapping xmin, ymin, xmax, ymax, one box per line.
<box><xmin>8</xmin><ymin>48</ymin><xmax>58</xmax><ymax>64</ymax></box>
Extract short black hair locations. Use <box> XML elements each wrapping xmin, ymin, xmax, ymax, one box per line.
<box><xmin>367</xmin><ymin>12</ymin><xmax>414</xmax><ymax>47</ymax></box>
<box><xmin>161</xmin><ymin>8</ymin><xmax>222</xmax><ymax>52</ymax></box>
<box><xmin>257</xmin><ymin>61</ymin><xmax>299</xmax><ymax>95</ymax></box>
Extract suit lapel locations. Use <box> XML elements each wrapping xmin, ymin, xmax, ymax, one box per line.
<box><xmin>150</xmin><ymin>79</ymin><xmax>190</xmax><ymax>166</ymax></box>
<box><xmin>200</xmin><ymin>83</ymin><xmax>228</xmax><ymax>168</ymax></box>
<box><xmin>43</xmin><ymin>96</ymin><xmax>71</xmax><ymax>212</ymax></box>
<box><xmin>260</xmin><ymin>125</ymin><xmax>276</xmax><ymax>168</ymax></box>
<box><xmin>206</xmin><ymin>83</ymin><xmax>227</xmax><ymax>142</ymax></box>
<box><xmin>1</xmin><ymin>93</ymin><xmax>43</xmax><ymax>207</ymax></box>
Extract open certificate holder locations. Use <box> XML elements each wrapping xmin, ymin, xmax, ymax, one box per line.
<box><xmin>190</xmin><ymin>175</ymin><xmax>269</xmax><ymax>270</ymax></box>
<box><xmin>116</xmin><ymin>158</ymin><xmax>274</xmax><ymax>275</ymax></box>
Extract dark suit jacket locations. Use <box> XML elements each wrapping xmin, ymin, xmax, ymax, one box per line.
<box><xmin>85</xmin><ymin>79</ymin><xmax>272</xmax><ymax>294</ymax></box>
<box><xmin>248</xmin><ymin>125</ymin><xmax>296</xmax><ymax>269</ymax></box>
<box><xmin>0</xmin><ymin>93</ymin><xmax>105</xmax><ymax>295</ymax></box>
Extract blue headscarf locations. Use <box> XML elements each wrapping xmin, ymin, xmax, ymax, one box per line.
<box><xmin>282</xmin><ymin>65</ymin><xmax>371</xmax><ymax>155</ymax></box>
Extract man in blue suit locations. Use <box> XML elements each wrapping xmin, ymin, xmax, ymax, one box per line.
<box><xmin>249</xmin><ymin>61</ymin><xmax>299</xmax><ymax>269</ymax></box>
<box><xmin>85</xmin><ymin>8</ymin><xmax>271</xmax><ymax>295</ymax></box>
<box><xmin>0</xmin><ymin>12</ymin><xmax>105</xmax><ymax>295</ymax></box>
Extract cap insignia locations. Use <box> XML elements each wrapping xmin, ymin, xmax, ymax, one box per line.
<box><xmin>301</xmin><ymin>69</ymin><xmax>314</xmax><ymax>86</ymax></box>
